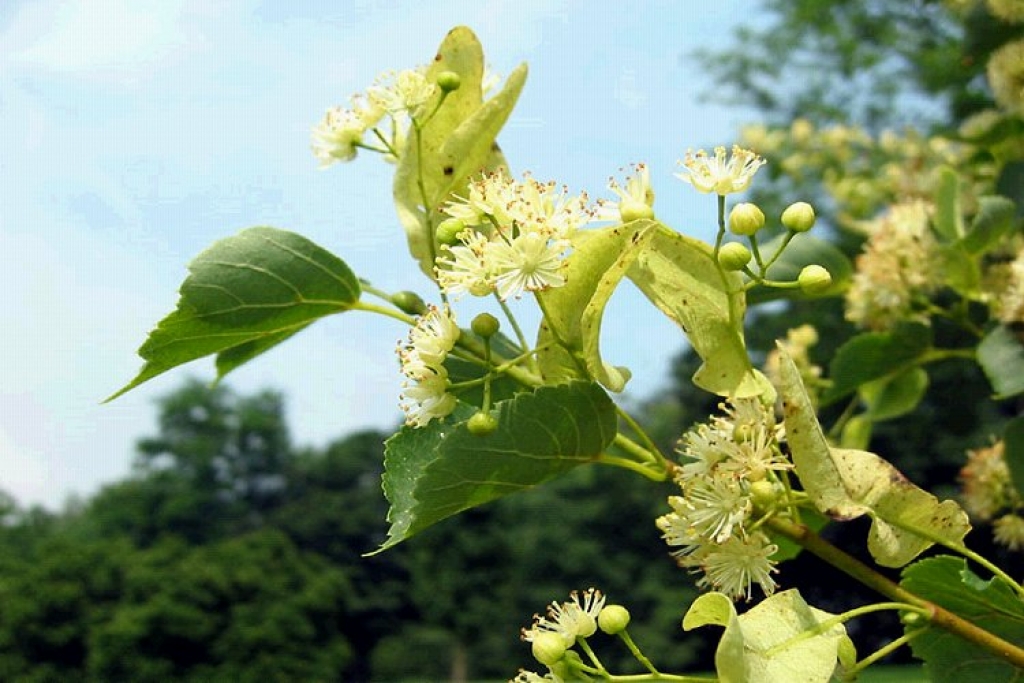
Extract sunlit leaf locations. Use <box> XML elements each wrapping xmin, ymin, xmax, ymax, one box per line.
<box><xmin>959</xmin><ymin>196</ymin><xmax>1016</xmax><ymax>255</ymax></box>
<box><xmin>779</xmin><ymin>347</ymin><xmax>970</xmax><ymax>567</ymax></box>
<box><xmin>902</xmin><ymin>556</ymin><xmax>1024</xmax><ymax>683</ymax></box>
<box><xmin>536</xmin><ymin>221</ymin><xmax>656</xmax><ymax>390</ymax></box>
<box><xmin>934</xmin><ymin>166</ymin><xmax>964</xmax><ymax>242</ymax></box>
<box><xmin>108</xmin><ymin>227</ymin><xmax>360</xmax><ymax>401</ymax></box>
<box><xmin>393</xmin><ymin>26</ymin><xmax>527</xmax><ymax>277</ymax></box>
<box><xmin>375</xmin><ymin>380</ymin><xmax>616</xmax><ymax>551</ymax></box>
<box><xmin>684</xmin><ymin>590</ymin><xmax>847</xmax><ymax>683</ymax></box>
<box><xmin>628</xmin><ymin>223</ymin><xmax>772</xmax><ymax>398</ymax></box>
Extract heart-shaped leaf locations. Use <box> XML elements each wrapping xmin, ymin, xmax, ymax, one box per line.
<box><xmin>108</xmin><ymin>227</ymin><xmax>360</xmax><ymax>400</ymax></box>
<box><xmin>376</xmin><ymin>380</ymin><xmax>616</xmax><ymax>551</ymax></box>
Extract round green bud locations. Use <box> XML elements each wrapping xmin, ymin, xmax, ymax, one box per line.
<box><xmin>390</xmin><ymin>291</ymin><xmax>427</xmax><ymax>315</ymax></box>
<box><xmin>749</xmin><ymin>480</ymin><xmax>777</xmax><ymax>509</ymax></box>
<box><xmin>619</xmin><ymin>198</ymin><xmax>655</xmax><ymax>223</ymax></box>
<box><xmin>597</xmin><ymin>605</ymin><xmax>631</xmax><ymax>634</ymax></box>
<box><xmin>531</xmin><ymin>631</ymin><xmax>567</xmax><ymax>666</ymax></box>
<box><xmin>900</xmin><ymin>611</ymin><xmax>927</xmax><ymax>627</ymax></box>
<box><xmin>781</xmin><ymin>201</ymin><xmax>816</xmax><ymax>232</ymax></box>
<box><xmin>728</xmin><ymin>202</ymin><xmax>766</xmax><ymax>236</ymax></box>
<box><xmin>436</xmin><ymin>217</ymin><xmax>467</xmax><ymax>245</ymax></box>
<box><xmin>798</xmin><ymin>264</ymin><xmax>833</xmax><ymax>294</ymax></box>
<box><xmin>718</xmin><ymin>242</ymin><xmax>752</xmax><ymax>271</ymax></box>
<box><xmin>471</xmin><ymin>312</ymin><xmax>500</xmax><ymax>338</ymax></box>
<box><xmin>436</xmin><ymin>71</ymin><xmax>462</xmax><ymax>93</ymax></box>
<box><xmin>466</xmin><ymin>411</ymin><xmax>498</xmax><ymax>436</ymax></box>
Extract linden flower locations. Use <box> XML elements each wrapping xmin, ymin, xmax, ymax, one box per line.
<box><xmin>676</xmin><ymin>145</ymin><xmax>766</xmax><ymax>196</ymax></box>
<box><xmin>522</xmin><ymin>589</ymin><xmax>606</xmax><ymax>647</ymax></box>
<box><xmin>511</xmin><ymin>671</ymin><xmax>563</xmax><ymax>683</ymax></box>
<box><xmin>310</xmin><ymin>100</ymin><xmax>381</xmax><ymax>167</ymax></box>
<box><xmin>995</xmin><ymin>248</ymin><xmax>1024</xmax><ymax>325</ymax></box>
<box><xmin>396</xmin><ymin>305</ymin><xmax>460</xmax><ymax>427</ymax></box>
<box><xmin>367</xmin><ymin>67</ymin><xmax>437</xmax><ymax>114</ymax></box>
<box><xmin>698</xmin><ymin>533</ymin><xmax>779</xmax><ymax>601</ymax></box>
<box><xmin>994</xmin><ymin>514</ymin><xmax>1024</xmax><ymax>551</ymax></box>
<box><xmin>489</xmin><ymin>232</ymin><xmax>571</xmax><ymax>300</ymax></box>
<box><xmin>599</xmin><ymin>163</ymin><xmax>655</xmax><ymax>222</ymax></box>
<box><xmin>960</xmin><ymin>441</ymin><xmax>1017</xmax><ymax>520</ymax></box>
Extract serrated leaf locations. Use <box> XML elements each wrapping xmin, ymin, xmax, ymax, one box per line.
<box><xmin>779</xmin><ymin>347</ymin><xmax>970</xmax><ymax>567</ymax></box>
<box><xmin>393</xmin><ymin>26</ymin><xmax>527</xmax><ymax>277</ymax></box>
<box><xmin>628</xmin><ymin>223</ymin><xmax>772</xmax><ymax>398</ymax></box>
<box><xmin>536</xmin><ymin>221</ymin><xmax>656</xmax><ymax>390</ymax></box>
<box><xmin>1004</xmin><ymin>416</ymin><xmax>1024</xmax><ymax>500</ymax></box>
<box><xmin>376</xmin><ymin>380</ymin><xmax>616</xmax><ymax>551</ymax></box>
<box><xmin>108</xmin><ymin>227</ymin><xmax>360</xmax><ymax>400</ymax></box>
<box><xmin>445</xmin><ymin>331</ymin><xmax>523</xmax><ymax>405</ymax></box>
<box><xmin>821</xmin><ymin>323</ymin><xmax>932</xmax><ymax>405</ymax></box>
<box><xmin>978</xmin><ymin>325</ymin><xmax>1024</xmax><ymax>399</ymax></box>
<box><xmin>747</xmin><ymin>232</ymin><xmax>853</xmax><ymax>304</ymax></box>
<box><xmin>960</xmin><ymin>196</ymin><xmax>1017</xmax><ymax>255</ymax></box>
<box><xmin>934</xmin><ymin>166</ymin><xmax>964</xmax><ymax>242</ymax></box>
<box><xmin>901</xmin><ymin>556</ymin><xmax>1024</xmax><ymax>682</ymax></box>
<box><xmin>860</xmin><ymin>366</ymin><xmax>929</xmax><ymax>422</ymax></box>
<box><xmin>684</xmin><ymin>589</ymin><xmax>846</xmax><ymax>683</ymax></box>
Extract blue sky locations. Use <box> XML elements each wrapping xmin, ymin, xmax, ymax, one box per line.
<box><xmin>1</xmin><ymin>0</ymin><xmax>759</xmax><ymax>509</ymax></box>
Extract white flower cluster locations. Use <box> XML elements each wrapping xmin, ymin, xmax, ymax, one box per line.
<box><xmin>960</xmin><ymin>441</ymin><xmax>1024</xmax><ymax>551</ymax></box>
<box><xmin>598</xmin><ymin>163</ymin><xmax>655</xmax><ymax>222</ymax></box>
<box><xmin>436</xmin><ymin>171</ymin><xmax>595</xmax><ymax>300</ymax></box>
<box><xmin>845</xmin><ymin>200</ymin><xmax>944</xmax><ymax>331</ymax></box>
<box><xmin>311</xmin><ymin>66</ymin><xmax>437</xmax><ymax>167</ymax></box>
<box><xmin>656</xmin><ymin>398</ymin><xmax>790</xmax><ymax>601</ymax></box>
<box><xmin>396</xmin><ymin>305</ymin><xmax>461</xmax><ymax>427</ymax></box>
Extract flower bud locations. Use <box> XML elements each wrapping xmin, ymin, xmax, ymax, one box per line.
<box><xmin>619</xmin><ymin>198</ymin><xmax>655</xmax><ymax>223</ymax></box>
<box><xmin>728</xmin><ymin>202</ymin><xmax>766</xmax><ymax>236</ymax></box>
<box><xmin>467</xmin><ymin>411</ymin><xmax>498</xmax><ymax>436</ymax></box>
<box><xmin>390</xmin><ymin>291</ymin><xmax>427</xmax><ymax>315</ymax></box>
<box><xmin>718</xmin><ymin>242</ymin><xmax>752</xmax><ymax>271</ymax></box>
<box><xmin>436</xmin><ymin>71</ymin><xmax>462</xmax><ymax>93</ymax></box>
<box><xmin>471</xmin><ymin>313</ymin><xmax>500</xmax><ymax>338</ymax></box>
<box><xmin>798</xmin><ymin>264</ymin><xmax>832</xmax><ymax>294</ymax></box>
<box><xmin>598</xmin><ymin>605</ymin><xmax>631</xmax><ymax>634</ymax></box>
<box><xmin>749</xmin><ymin>480</ymin><xmax>777</xmax><ymax>509</ymax></box>
<box><xmin>531</xmin><ymin>631</ymin><xmax>566</xmax><ymax>666</ymax></box>
<box><xmin>436</xmin><ymin>218</ymin><xmax>467</xmax><ymax>245</ymax></box>
<box><xmin>781</xmin><ymin>202</ymin><xmax>816</xmax><ymax>232</ymax></box>
<box><xmin>575</xmin><ymin>612</ymin><xmax>597</xmax><ymax>638</ymax></box>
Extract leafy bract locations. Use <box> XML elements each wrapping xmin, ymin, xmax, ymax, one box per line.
<box><xmin>376</xmin><ymin>380</ymin><xmax>616</xmax><ymax>551</ymax></box>
<box><xmin>821</xmin><ymin>323</ymin><xmax>932</xmax><ymax>405</ymax></box>
<box><xmin>778</xmin><ymin>347</ymin><xmax>970</xmax><ymax>567</ymax></box>
<box><xmin>536</xmin><ymin>221</ymin><xmax>656</xmax><ymax>390</ymax></box>
<box><xmin>902</xmin><ymin>556</ymin><xmax>1024</xmax><ymax>683</ymax></box>
<box><xmin>683</xmin><ymin>590</ymin><xmax>848</xmax><ymax>683</ymax></box>
<box><xmin>108</xmin><ymin>227</ymin><xmax>360</xmax><ymax>400</ymax></box>
<box><xmin>978</xmin><ymin>325</ymin><xmax>1024</xmax><ymax>398</ymax></box>
<box><xmin>747</xmin><ymin>232</ymin><xmax>853</xmax><ymax>304</ymax></box>
<box><xmin>628</xmin><ymin>223</ymin><xmax>772</xmax><ymax>398</ymax></box>
<box><xmin>392</xmin><ymin>26</ymin><xmax>527</xmax><ymax>277</ymax></box>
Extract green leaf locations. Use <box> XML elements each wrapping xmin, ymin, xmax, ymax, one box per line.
<box><xmin>901</xmin><ymin>556</ymin><xmax>1024</xmax><ymax>683</ymax></box>
<box><xmin>822</xmin><ymin>323</ymin><xmax>932</xmax><ymax>405</ymax></box>
<box><xmin>392</xmin><ymin>26</ymin><xmax>527</xmax><ymax>277</ymax></box>
<box><xmin>978</xmin><ymin>325</ymin><xmax>1024</xmax><ymax>398</ymax></box>
<box><xmin>536</xmin><ymin>221</ymin><xmax>656</xmax><ymax>390</ymax></box>
<box><xmin>628</xmin><ymin>223</ymin><xmax>772</xmax><ymax>399</ymax></box>
<box><xmin>1004</xmin><ymin>416</ymin><xmax>1024</xmax><ymax>500</ymax></box>
<box><xmin>938</xmin><ymin>243</ymin><xmax>981</xmax><ymax>297</ymax></box>
<box><xmin>747</xmin><ymin>232</ymin><xmax>854</xmax><ymax>304</ymax></box>
<box><xmin>445</xmin><ymin>331</ymin><xmax>523</xmax><ymax>405</ymax></box>
<box><xmin>960</xmin><ymin>196</ymin><xmax>1017</xmax><ymax>255</ymax></box>
<box><xmin>934</xmin><ymin>166</ymin><xmax>964</xmax><ymax>242</ymax></box>
<box><xmin>860</xmin><ymin>366</ymin><xmax>929</xmax><ymax>422</ymax></box>
<box><xmin>376</xmin><ymin>380</ymin><xmax>616</xmax><ymax>551</ymax></box>
<box><xmin>108</xmin><ymin>227</ymin><xmax>360</xmax><ymax>400</ymax></box>
<box><xmin>778</xmin><ymin>347</ymin><xmax>970</xmax><ymax>567</ymax></box>
<box><xmin>684</xmin><ymin>589</ymin><xmax>847</xmax><ymax>683</ymax></box>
